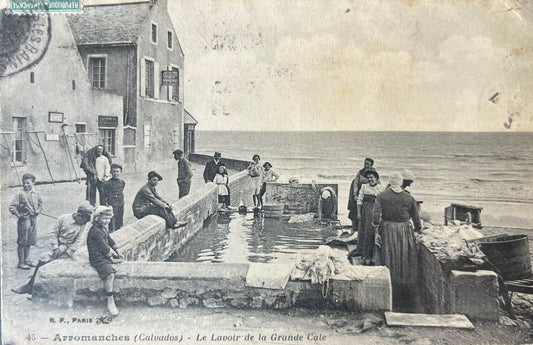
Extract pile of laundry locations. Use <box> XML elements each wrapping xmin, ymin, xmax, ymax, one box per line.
<box><xmin>416</xmin><ymin>223</ymin><xmax>486</xmax><ymax>266</ymax></box>
<box><xmin>290</xmin><ymin>246</ymin><xmax>364</xmax><ymax>284</ymax></box>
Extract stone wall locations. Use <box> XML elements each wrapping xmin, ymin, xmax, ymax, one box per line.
<box><xmin>32</xmin><ymin>167</ymin><xmax>393</xmax><ymax>312</ymax></box>
<box><xmin>264</xmin><ymin>183</ymin><xmax>338</xmax><ymax>214</ymax></box>
<box><xmin>418</xmin><ymin>243</ymin><xmax>499</xmax><ymax>320</ymax></box>
<box><xmin>33</xmin><ymin>261</ymin><xmax>392</xmax><ymax>312</ymax></box>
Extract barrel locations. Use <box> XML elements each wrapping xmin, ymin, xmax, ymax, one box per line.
<box><xmin>262</xmin><ymin>203</ymin><xmax>284</xmax><ymax>218</ymax></box>
<box><xmin>478</xmin><ymin>235</ymin><xmax>532</xmax><ymax>280</ymax></box>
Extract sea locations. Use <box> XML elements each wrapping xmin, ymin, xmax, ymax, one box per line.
<box><xmin>195</xmin><ymin>131</ymin><xmax>533</xmax><ymax>228</ymax></box>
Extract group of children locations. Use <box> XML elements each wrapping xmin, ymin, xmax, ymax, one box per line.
<box><xmin>9</xmin><ymin>173</ymin><xmax>123</xmax><ymax>315</ymax></box>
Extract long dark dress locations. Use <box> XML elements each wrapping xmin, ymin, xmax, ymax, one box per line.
<box><xmin>372</xmin><ymin>188</ymin><xmax>421</xmax><ymax>311</ymax></box>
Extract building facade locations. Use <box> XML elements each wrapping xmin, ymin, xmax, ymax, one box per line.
<box><xmin>0</xmin><ymin>14</ymin><xmax>123</xmax><ymax>187</ymax></box>
<box><xmin>68</xmin><ymin>0</ymin><xmax>187</xmax><ymax>172</ymax></box>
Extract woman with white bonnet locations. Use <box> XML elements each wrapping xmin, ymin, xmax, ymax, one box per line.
<box><xmin>372</xmin><ymin>171</ymin><xmax>421</xmax><ymax>312</ymax></box>
<box><xmin>318</xmin><ymin>186</ymin><xmax>338</xmax><ymax>221</ymax></box>
<box><xmin>402</xmin><ymin>169</ymin><xmax>415</xmax><ymax>193</ymax></box>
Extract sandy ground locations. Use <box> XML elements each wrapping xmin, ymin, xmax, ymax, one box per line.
<box><xmin>2</xmin><ymin>164</ymin><xmax>532</xmax><ymax>344</ymax></box>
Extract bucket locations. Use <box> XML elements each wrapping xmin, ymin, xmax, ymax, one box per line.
<box><xmin>262</xmin><ymin>203</ymin><xmax>284</xmax><ymax>218</ymax></box>
<box><xmin>478</xmin><ymin>234</ymin><xmax>532</xmax><ymax>280</ymax></box>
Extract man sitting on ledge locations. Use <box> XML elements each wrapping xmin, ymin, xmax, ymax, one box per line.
<box><xmin>132</xmin><ymin>171</ymin><xmax>186</xmax><ymax>229</ymax></box>
<box><xmin>12</xmin><ymin>202</ymin><xmax>94</xmax><ymax>294</ymax></box>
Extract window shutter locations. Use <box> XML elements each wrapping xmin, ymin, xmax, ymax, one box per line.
<box><xmin>167</xmin><ymin>66</ymin><xmax>172</xmax><ymax>101</ymax></box>
<box><xmin>140</xmin><ymin>58</ymin><xmax>146</xmax><ymax>97</ymax></box>
<box><xmin>154</xmin><ymin>61</ymin><xmax>160</xmax><ymax>99</ymax></box>
<box><xmin>179</xmin><ymin>68</ymin><xmax>183</xmax><ymax>103</ymax></box>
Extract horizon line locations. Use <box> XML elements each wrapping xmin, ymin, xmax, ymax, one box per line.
<box><xmin>195</xmin><ymin>129</ymin><xmax>533</xmax><ymax>133</ymax></box>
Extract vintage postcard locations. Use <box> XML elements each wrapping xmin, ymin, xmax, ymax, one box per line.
<box><xmin>1</xmin><ymin>0</ymin><xmax>532</xmax><ymax>344</ymax></box>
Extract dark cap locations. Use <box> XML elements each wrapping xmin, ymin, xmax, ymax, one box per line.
<box><xmin>263</xmin><ymin>162</ymin><xmax>272</xmax><ymax>168</ymax></box>
<box><xmin>77</xmin><ymin>202</ymin><xmax>94</xmax><ymax>216</ymax></box>
<box><xmin>22</xmin><ymin>173</ymin><xmax>36</xmax><ymax>182</ymax></box>
<box><xmin>364</xmin><ymin>169</ymin><xmax>379</xmax><ymax>180</ymax></box>
<box><xmin>148</xmin><ymin>171</ymin><xmax>163</xmax><ymax>181</ymax></box>
<box><xmin>110</xmin><ymin>163</ymin><xmax>123</xmax><ymax>171</ymax></box>
<box><xmin>173</xmin><ymin>149</ymin><xmax>184</xmax><ymax>155</ymax></box>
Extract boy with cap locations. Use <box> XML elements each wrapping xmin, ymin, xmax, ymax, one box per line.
<box><xmin>12</xmin><ymin>202</ymin><xmax>93</xmax><ymax>294</ymax></box>
<box><xmin>173</xmin><ymin>149</ymin><xmax>193</xmax><ymax>198</ymax></box>
<box><xmin>102</xmin><ymin>164</ymin><xmax>126</xmax><ymax>232</ymax></box>
<box><xmin>9</xmin><ymin>173</ymin><xmax>43</xmax><ymax>269</ymax></box>
<box><xmin>132</xmin><ymin>171</ymin><xmax>186</xmax><ymax>229</ymax></box>
<box><xmin>87</xmin><ymin>206</ymin><xmax>122</xmax><ymax>316</ymax></box>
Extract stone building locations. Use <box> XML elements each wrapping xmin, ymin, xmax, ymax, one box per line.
<box><xmin>68</xmin><ymin>0</ymin><xmax>187</xmax><ymax>172</ymax></box>
<box><xmin>0</xmin><ymin>14</ymin><xmax>123</xmax><ymax>187</ymax></box>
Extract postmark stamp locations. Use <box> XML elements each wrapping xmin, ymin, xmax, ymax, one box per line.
<box><xmin>0</xmin><ymin>8</ymin><xmax>51</xmax><ymax>77</ymax></box>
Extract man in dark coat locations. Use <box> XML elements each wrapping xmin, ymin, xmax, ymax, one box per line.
<box><xmin>348</xmin><ymin>158</ymin><xmax>375</xmax><ymax>231</ymax></box>
<box><xmin>132</xmin><ymin>171</ymin><xmax>185</xmax><ymax>229</ymax></box>
<box><xmin>203</xmin><ymin>152</ymin><xmax>222</xmax><ymax>183</ymax></box>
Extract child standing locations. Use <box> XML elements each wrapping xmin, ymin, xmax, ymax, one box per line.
<box><xmin>214</xmin><ymin>165</ymin><xmax>230</xmax><ymax>209</ymax></box>
<box><xmin>259</xmin><ymin>162</ymin><xmax>279</xmax><ymax>206</ymax></box>
<box><xmin>87</xmin><ymin>206</ymin><xmax>122</xmax><ymax>316</ymax></box>
<box><xmin>247</xmin><ymin>154</ymin><xmax>263</xmax><ymax>209</ymax></box>
<box><xmin>9</xmin><ymin>173</ymin><xmax>43</xmax><ymax>270</ymax></box>
<box><xmin>102</xmin><ymin>164</ymin><xmax>125</xmax><ymax>232</ymax></box>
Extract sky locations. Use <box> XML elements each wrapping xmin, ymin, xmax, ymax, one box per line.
<box><xmin>166</xmin><ymin>0</ymin><xmax>533</xmax><ymax>132</ymax></box>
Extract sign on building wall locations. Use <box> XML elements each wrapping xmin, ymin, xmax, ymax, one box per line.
<box><xmin>48</xmin><ymin>112</ymin><xmax>64</xmax><ymax>123</ymax></box>
<box><xmin>161</xmin><ymin>70</ymin><xmax>179</xmax><ymax>86</ymax></box>
<box><xmin>98</xmin><ymin>115</ymin><xmax>118</xmax><ymax>128</ymax></box>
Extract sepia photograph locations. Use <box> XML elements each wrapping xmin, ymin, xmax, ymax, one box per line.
<box><xmin>1</xmin><ymin>0</ymin><xmax>533</xmax><ymax>344</ymax></box>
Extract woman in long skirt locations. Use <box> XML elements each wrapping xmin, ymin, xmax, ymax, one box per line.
<box><xmin>356</xmin><ymin>170</ymin><xmax>384</xmax><ymax>265</ymax></box>
<box><xmin>372</xmin><ymin>171</ymin><xmax>421</xmax><ymax>311</ymax></box>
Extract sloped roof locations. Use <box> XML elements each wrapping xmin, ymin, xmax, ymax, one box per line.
<box><xmin>184</xmin><ymin>109</ymin><xmax>198</xmax><ymax>125</ymax></box>
<box><xmin>67</xmin><ymin>2</ymin><xmax>150</xmax><ymax>45</ymax></box>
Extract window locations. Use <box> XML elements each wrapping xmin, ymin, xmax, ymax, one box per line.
<box><xmin>88</xmin><ymin>57</ymin><xmax>106</xmax><ymax>89</ymax></box>
<box><xmin>145</xmin><ymin>59</ymin><xmax>154</xmax><ymax>98</ymax></box>
<box><xmin>30</xmin><ymin>72</ymin><xmax>34</xmax><ymax>83</ymax></box>
<box><xmin>75</xmin><ymin>124</ymin><xmax>86</xmax><ymax>133</ymax></box>
<box><xmin>167</xmin><ymin>30</ymin><xmax>173</xmax><ymax>50</ymax></box>
<box><xmin>13</xmin><ymin>117</ymin><xmax>27</xmax><ymax>164</ymax></box>
<box><xmin>151</xmin><ymin>23</ymin><xmax>158</xmax><ymax>44</ymax></box>
<box><xmin>143</xmin><ymin>125</ymin><xmax>151</xmax><ymax>148</ymax></box>
<box><xmin>172</xmin><ymin>67</ymin><xmax>179</xmax><ymax>102</ymax></box>
<box><xmin>100</xmin><ymin>129</ymin><xmax>116</xmax><ymax>155</ymax></box>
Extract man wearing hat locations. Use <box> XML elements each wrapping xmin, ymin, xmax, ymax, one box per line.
<box><xmin>12</xmin><ymin>202</ymin><xmax>94</xmax><ymax>294</ymax></box>
<box><xmin>132</xmin><ymin>171</ymin><xmax>185</xmax><ymax>229</ymax></box>
<box><xmin>173</xmin><ymin>149</ymin><xmax>193</xmax><ymax>198</ymax></box>
<box><xmin>203</xmin><ymin>152</ymin><xmax>223</xmax><ymax>183</ymax></box>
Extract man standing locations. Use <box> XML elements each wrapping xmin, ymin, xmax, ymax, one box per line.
<box><xmin>132</xmin><ymin>171</ymin><xmax>186</xmax><ymax>229</ymax></box>
<box><xmin>81</xmin><ymin>145</ymin><xmax>111</xmax><ymax>206</ymax></box>
<box><xmin>203</xmin><ymin>152</ymin><xmax>222</xmax><ymax>183</ymax></box>
<box><xmin>12</xmin><ymin>202</ymin><xmax>94</xmax><ymax>294</ymax></box>
<box><xmin>347</xmin><ymin>158</ymin><xmax>375</xmax><ymax>231</ymax></box>
<box><xmin>173</xmin><ymin>149</ymin><xmax>193</xmax><ymax>198</ymax></box>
